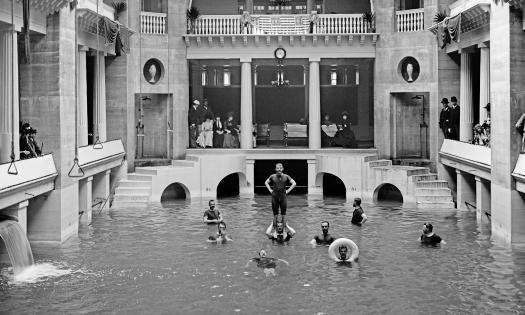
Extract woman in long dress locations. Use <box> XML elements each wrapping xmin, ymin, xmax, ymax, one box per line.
<box><xmin>333</xmin><ymin>111</ymin><xmax>357</xmax><ymax>148</ymax></box>
<box><xmin>197</xmin><ymin>116</ymin><xmax>214</xmax><ymax>148</ymax></box>
<box><xmin>223</xmin><ymin>113</ymin><xmax>239</xmax><ymax>148</ymax></box>
<box><xmin>213</xmin><ymin>116</ymin><xmax>224</xmax><ymax>148</ymax></box>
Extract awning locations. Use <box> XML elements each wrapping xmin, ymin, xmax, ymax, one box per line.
<box><xmin>428</xmin><ymin>3</ymin><xmax>490</xmax><ymax>48</ymax></box>
<box><xmin>16</xmin><ymin>0</ymin><xmax>73</xmax><ymax>15</ymax></box>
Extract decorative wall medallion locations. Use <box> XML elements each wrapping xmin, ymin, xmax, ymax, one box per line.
<box><xmin>399</xmin><ymin>57</ymin><xmax>420</xmax><ymax>83</ymax></box>
<box><xmin>143</xmin><ymin>59</ymin><xmax>163</xmax><ymax>84</ymax></box>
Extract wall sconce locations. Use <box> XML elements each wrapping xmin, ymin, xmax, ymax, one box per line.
<box><xmin>223</xmin><ymin>69</ymin><xmax>231</xmax><ymax>86</ymax></box>
<box><xmin>201</xmin><ymin>69</ymin><xmax>207</xmax><ymax>86</ymax></box>
<box><xmin>355</xmin><ymin>68</ymin><xmax>360</xmax><ymax>86</ymax></box>
<box><xmin>330</xmin><ymin>70</ymin><xmax>337</xmax><ymax>85</ymax></box>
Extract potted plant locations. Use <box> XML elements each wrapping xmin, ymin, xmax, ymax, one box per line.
<box><xmin>187</xmin><ymin>6</ymin><xmax>200</xmax><ymax>34</ymax></box>
<box><xmin>111</xmin><ymin>0</ymin><xmax>127</xmax><ymax>22</ymax></box>
<box><xmin>433</xmin><ymin>10</ymin><xmax>448</xmax><ymax>23</ymax></box>
<box><xmin>362</xmin><ymin>11</ymin><xmax>375</xmax><ymax>33</ymax></box>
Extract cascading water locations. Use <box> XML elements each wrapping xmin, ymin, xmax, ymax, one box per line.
<box><xmin>0</xmin><ymin>220</ymin><xmax>34</xmax><ymax>274</ymax></box>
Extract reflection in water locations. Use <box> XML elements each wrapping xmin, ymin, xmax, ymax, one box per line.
<box><xmin>0</xmin><ymin>196</ymin><xmax>524</xmax><ymax>314</ymax></box>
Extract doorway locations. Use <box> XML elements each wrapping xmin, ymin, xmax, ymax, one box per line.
<box><xmin>135</xmin><ymin>93</ymin><xmax>171</xmax><ymax>159</ymax></box>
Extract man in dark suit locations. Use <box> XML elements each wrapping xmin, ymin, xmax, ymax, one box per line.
<box><xmin>188</xmin><ymin>100</ymin><xmax>201</xmax><ymax>148</ymax></box>
<box><xmin>199</xmin><ymin>98</ymin><xmax>214</xmax><ymax>122</ymax></box>
<box><xmin>449</xmin><ymin>96</ymin><xmax>460</xmax><ymax>140</ymax></box>
<box><xmin>439</xmin><ymin>98</ymin><xmax>451</xmax><ymax>138</ymax></box>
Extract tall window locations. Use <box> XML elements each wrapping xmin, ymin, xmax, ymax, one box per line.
<box><xmin>400</xmin><ymin>0</ymin><xmax>424</xmax><ymax>10</ymax></box>
<box><xmin>142</xmin><ymin>0</ymin><xmax>167</xmax><ymax>13</ymax></box>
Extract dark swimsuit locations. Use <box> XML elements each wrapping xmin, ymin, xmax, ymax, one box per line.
<box><xmin>253</xmin><ymin>257</ymin><xmax>277</xmax><ymax>269</ymax></box>
<box><xmin>268</xmin><ymin>174</ymin><xmax>291</xmax><ymax>216</ymax></box>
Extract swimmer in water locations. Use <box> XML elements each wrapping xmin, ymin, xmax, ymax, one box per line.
<box><xmin>419</xmin><ymin>223</ymin><xmax>445</xmax><ymax>245</ymax></box>
<box><xmin>334</xmin><ymin>245</ymin><xmax>353</xmax><ymax>265</ymax></box>
<box><xmin>208</xmin><ymin>221</ymin><xmax>233</xmax><ymax>243</ymax></box>
<box><xmin>245</xmin><ymin>249</ymin><xmax>289</xmax><ymax>277</ymax></box>
<box><xmin>203</xmin><ymin>200</ymin><xmax>223</xmax><ymax>224</ymax></box>
<box><xmin>350</xmin><ymin>198</ymin><xmax>367</xmax><ymax>226</ymax></box>
<box><xmin>266</xmin><ymin>219</ymin><xmax>296</xmax><ymax>244</ymax></box>
<box><xmin>310</xmin><ymin>221</ymin><xmax>335</xmax><ymax>246</ymax></box>
<box><xmin>265</xmin><ymin>163</ymin><xmax>297</xmax><ymax>230</ymax></box>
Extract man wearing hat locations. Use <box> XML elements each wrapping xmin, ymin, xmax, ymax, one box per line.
<box><xmin>188</xmin><ymin>100</ymin><xmax>201</xmax><ymax>148</ymax></box>
<box><xmin>449</xmin><ymin>96</ymin><xmax>460</xmax><ymax>140</ymax></box>
<box><xmin>439</xmin><ymin>98</ymin><xmax>451</xmax><ymax>138</ymax></box>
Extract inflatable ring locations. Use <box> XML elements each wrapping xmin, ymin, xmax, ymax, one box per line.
<box><xmin>328</xmin><ymin>238</ymin><xmax>359</xmax><ymax>262</ymax></box>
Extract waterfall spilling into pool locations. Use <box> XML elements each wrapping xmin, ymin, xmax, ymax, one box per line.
<box><xmin>0</xmin><ymin>220</ymin><xmax>34</xmax><ymax>274</ymax></box>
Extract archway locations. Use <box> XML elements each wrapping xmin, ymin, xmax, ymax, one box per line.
<box><xmin>316</xmin><ymin>172</ymin><xmax>346</xmax><ymax>197</ymax></box>
<box><xmin>374</xmin><ymin>183</ymin><xmax>403</xmax><ymax>203</ymax></box>
<box><xmin>161</xmin><ymin>183</ymin><xmax>189</xmax><ymax>202</ymax></box>
<box><xmin>217</xmin><ymin>173</ymin><xmax>241</xmax><ymax>198</ymax></box>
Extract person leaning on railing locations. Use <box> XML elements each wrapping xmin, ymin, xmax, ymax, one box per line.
<box><xmin>516</xmin><ymin>112</ymin><xmax>525</xmax><ymax>153</ymax></box>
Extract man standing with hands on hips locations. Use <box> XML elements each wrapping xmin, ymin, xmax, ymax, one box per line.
<box><xmin>265</xmin><ymin>163</ymin><xmax>296</xmax><ymax>230</ymax></box>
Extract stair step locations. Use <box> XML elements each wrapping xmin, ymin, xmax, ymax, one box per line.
<box><xmin>406</xmin><ymin>168</ymin><xmax>430</xmax><ymax>176</ymax></box>
<box><xmin>415</xmin><ymin>188</ymin><xmax>451</xmax><ymax>196</ymax></box>
<box><xmin>363</xmin><ymin>155</ymin><xmax>378</xmax><ymax>162</ymax></box>
<box><xmin>113</xmin><ymin>194</ymin><xmax>150</xmax><ymax>202</ymax></box>
<box><xmin>127</xmin><ymin>173</ymin><xmax>153</xmax><ymax>181</ymax></box>
<box><xmin>171</xmin><ymin>160</ymin><xmax>195</xmax><ymax>167</ymax></box>
<box><xmin>135</xmin><ymin>167</ymin><xmax>158</xmax><ymax>175</ymax></box>
<box><xmin>416</xmin><ymin>201</ymin><xmax>455</xmax><ymax>209</ymax></box>
<box><xmin>118</xmin><ymin>180</ymin><xmax>152</xmax><ymax>188</ymax></box>
<box><xmin>416</xmin><ymin>180</ymin><xmax>449</xmax><ymax>188</ymax></box>
<box><xmin>368</xmin><ymin>160</ymin><xmax>392</xmax><ymax>168</ymax></box>
<box><xmin>416</xmin><ymin>195</ymin><xmax>453</xmax><ymax>202</ymax></box>
<box><xmin>186</xmin><ymin>155</ymin><xmax>200</xmax><ymax>162</ymax></box>
<box><xmin>115</xmin><ymin>187</ymin><xmax>151</xmax><ymax>194</ymax></box>
<box><xmin>411</xmin><ymin>174</ymin><xmax>438</xmax><ymax>182</ymax></box>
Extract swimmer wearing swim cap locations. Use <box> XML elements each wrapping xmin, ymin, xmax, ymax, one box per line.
<box><xmin>310</xmin><ymin>221</ymin><xmax>335</xmax><ymax>245</ymax></box>
<box><xmin>208</xmin><ymin>221</ymin><xmax>233</xmax><ymax>243</ymax></box>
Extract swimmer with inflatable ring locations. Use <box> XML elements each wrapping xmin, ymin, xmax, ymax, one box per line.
<box><xmin>328</xmin><ymin>238</ymin><xmax>359</xmax><ymax>263</ymax></box>
<box><xmin>245</xmin><ymin>249</ymin><xmax>289</xmax><ymax>277</ymax></box>
<box><xmin>266</xmin><ymin>218</ymin><xmax>296</xmax><ymax>244</ymax></box>
<box><xmin>310</xmin><ymin>221</ymin><xmax>335</xmax><ymax>246</ymax></box>
<box><xmin>207</xmin><ymin>221</ymin><xmax>233</xmax><ymax>244</ymax></box>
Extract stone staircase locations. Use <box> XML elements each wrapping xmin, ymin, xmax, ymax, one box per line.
<box><xmin>112</xmin><ymin>159</ymin><xmax>198</xmax><ymax>204</ymax></box>
<box><xmin>366</xmin><ymin>158</ymin><xmax>454</xmax><ymax>209</ymax></box>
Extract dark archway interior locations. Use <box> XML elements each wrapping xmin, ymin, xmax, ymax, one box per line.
<box><xmin>254</xmin><ymin>160</ymin><xmax>307</xmax><ymax>195</ymax></box>
<box><xmin>322</xmin><ymin>173</ymin><xmax>346</xmax><ymax>197</ymax></box>
<box><xmin>217</xmin><ymin>173</ymin><xmax>240</xmax><ymax>198</ymax></box>
<box><xmin>377</xmin><ymin>184</ymin><xmax>403</xmax><ymax>203</ymax></box>
<box><xmin>161</xmin><ymin>183</ymin><xmax>187</xmax><ymax>202</ymax></box>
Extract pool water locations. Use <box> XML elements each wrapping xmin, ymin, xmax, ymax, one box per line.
<box><xmin>1</xmin><ymin>196</ymin><xmax>525</xmax><ymax>314</ymax></box>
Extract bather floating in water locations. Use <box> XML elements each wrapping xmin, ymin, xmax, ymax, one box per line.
<box><xmin>245</xmin><ymin>249</ymin><xmax>289</xmax><ymax>277</ymax></box>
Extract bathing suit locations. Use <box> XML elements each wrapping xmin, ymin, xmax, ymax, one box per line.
<box><xmin>204</xmin><ymin>209</ymin><xmax>221</xmax><ymax>221</ymax></box>
<box><xmin>420</xmin><ymin>234</ymin><xmax>442</xmax><ymax>245</ymax></box>
<box><xmin>268</xmin><ymin>174</ymin><xmax>291</xmax><ymax>215</ymax></box>
<box><xmin>351</xmin><ymin>207</ymin><xmax>364</xmax><ymax>225</ymax></box>
<box><xmin>270</xmin><ymin>233</ymin><xmax>292</xmax><ymax>243</ymax></box>
<box><xmin>253</xmin><ymin>257</ymin><xmax>277</xmax><ymax>269</ymax></box>
<box><xmin>314</xmin><ymin>234</ymin><xmax>335</xmax><ymax>245</ymax></box>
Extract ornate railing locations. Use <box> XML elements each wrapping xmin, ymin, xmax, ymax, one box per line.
<box><xmin>396</xmin><ymin>8</ymin><xmax>424</xmax><ymax>32</ymax></box>
<box><xmin>191</xmin><ymin>14</ymin><xmax>372</xmax><ymax>35</ymax></box>
<box><xmin>140</xmin><ymin>11</ymin><xmax>167</xmax><ymax>35</ymax></box>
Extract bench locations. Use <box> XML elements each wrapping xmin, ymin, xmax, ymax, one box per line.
<box><xmin>283</xmin><ymin>123</ymin><xmax>308</xmax><ymax>146</ymax></box>
<box><xmin>256</xmin><ymin>123</ymin><xmax>271</xmax><ymax>146</ymax></box>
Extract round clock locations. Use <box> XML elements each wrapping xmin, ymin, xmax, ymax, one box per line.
<box><xmin>274</xmin><ymin>47</ymin><xmax>286</xmax><ymax>60</ymax></box>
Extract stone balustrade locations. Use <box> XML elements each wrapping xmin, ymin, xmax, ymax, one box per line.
<box><xmin>191</xmin><ymin>14</ymin><xmax>372</xmax><ymax>36</ymax></box>
<box><xmin>140</xmin><ymin>11</ymin><xmax>167</xmax><ymax>35</ymax></box>
<box><xmin>396</xmin><ymin>8</ymin><xmax>424</xmax><ymax>32</ymax></box>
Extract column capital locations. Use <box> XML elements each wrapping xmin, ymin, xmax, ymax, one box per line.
<box><xmin>104</xmin><ymin>170</ymin><xmax>111</xmax><ymax>175</ymax></box>
<box><xmin>456</xmin><ymin>169</ymin><xmax>463</xmax><ymax>175</ymax></box>
<box><xmin>79</xmin><ymin>45</ymin><xmax>90</xmax><ymax>52</ymax></box>
<box><xmin>309</xmin><ymin>57</ymin><xmax>321</xmax><ymax>63</ymax></box>
<box><xmin>478</xmin><ymin>42</ymin><xmax>490</xmax><ymax>49</ymax></box>
<box><xmin>86</xmin><ymin>176</ymin><xmax>94</xmax><ymax>182</ymax></box>
<box><xmin>0</xmin><ymin>24</ymin><xmax>21</xmax><ymax>33</ymax></box>
<box><xmin>307</xmin><ymin>159</ymin><xmax>317</xmax><ymax>164</ymax></box>
<box><xmin>246</xmin><ymin>159</ymin><xmax>255</xmax><ymax>165</ymax></box>
<box><xmin>240</xmin><ymin>57</ymin><xmax>252</xmax><ymax>63</ymax></box>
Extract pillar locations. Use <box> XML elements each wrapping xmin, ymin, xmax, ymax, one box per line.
<box><xmin>241</xmin><ymin>159</ymin><xmax>255</xmax><ymax>195</ymax></box>
<box><xmin>475</xmin><ymin>176</ymin><xmax>491</xmax><ymax>221</ymax></box>
<box><xmin>93</xmin><ymin>51</ymin><xmax>107</xmax><ymax>142</ymax></box>
<box><xmin>456</xmin><ymin>169</ymin><xmax>475</xmax><ymax>210</ymax></box>
<box><xmin>77</xmin><ymin>46</ymin><xmax>89</xmax><ymax>146</ymax></box>
<box><xmin>479</xmin><ymin>44</ymin><xmax>490</xmax><ymax>123</ymax></box>
<box><xmin>79</xmin><ymin>176</ymin><xmax>93</xmax><ymax>224</ymax></box>
<box><xmin>4</xmin><ymin>200</ymin><xmax>29</xmax><ymax>234</ymax></box>
<box><xmin>459</xmin><ymin>52</ymin><xmax>473</xmax><ymax>142</ymax></box>
<box><xmin>93</xmin><ymin>170</ymin><xmax>111</xmax><ymax>203</ymax></box>
<box><xmin>307</xmin><ymin>159</ymin><xmax>321</xmax><ymax>195</ymax></box>
<box><xmin>307</xmin><ymin>0</ymin><xmax>314</xmax><ymax>13</ymax></box>
<box><xmin>240</xmin><ymin>60</ymin><xmax>253</xmax><ymax>149</ymax></box>
<box><xmin>0</xmin><ymin>26</ymin><xmax>20</xmax><ymax>163</ymax></box>
<box><xmin>308</xmin><ymin>59</ymin><xmax>321</xmax><ymax>149</ymax></box>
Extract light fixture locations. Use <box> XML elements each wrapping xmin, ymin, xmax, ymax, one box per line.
<box><xmin>201</xmin><ymin>68</ymin><xmax>207</xmax><ymax>86</ymax></box>
<box><xmin>272</xmin><ymin>47</ymin><xmax>289</xmax><ymax>87</ymax></box>
<box><xmin>330</xmin><ymin>70</ymin><xmax>337</xmax><ymax>85</ymax></box>
<box><xmin>223</xmin><ymin>69</ymin><xmax>231</xmax><ymax>86</ymax></box>
<box><xmin>355</xmin><ymin>69</ymin><xmax>360</xmax><ymax>85</ymax></box>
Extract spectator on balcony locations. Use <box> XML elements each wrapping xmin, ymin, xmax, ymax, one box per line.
<box><xmin>481</xmin><ymin>103</ymin><xmax>491</xmax><ymax>147</ymax></box>
<box><xmin>199</xmin><ymin>98</ymin><xmax>214</xmax><ymax>122</ymax></box>
<box><xmin>197</xmin><ymin>114</ymin><xmax>214</xmax><ymax>148</ymax></box>
<box><xmin>223</xmin><ymin>112</ymin><xmax>239</xmax><ymax>148</ymax></box>
<box><xmin>472</xmin><ymin>124</ymin><xmax>488</xmax><ymax>146</ymax></box>
<box><xmin>28</xmin><ymin>127</ymin><xmax>42</xmax><ymax>156</ymax></box>
<box><xmin>321</xmin><ymin>113</ymin><xmax>335</xmax><ymax>147</ymax></box>
<box><xmin>515</xmin><ymin>112</ymin><xmax>525</xmax><ymax>153</ymax></box>
<box><xmin>333</xmin><ymin>111</ymin><xmax>357</xmax><ymax>148</ymax></box>
<box><xmin>449</xmin><ymin>96</ymin><xmax>460</xmax><ymax>140</ymax></box>
<box><xmin>439</xmin><ymin>98</ymin><xmax>451</xmax><ymax>139</ymax></box>
<box><xmin>213</xmin><ymin>116</ymin><xmax>224</xmax><ymax>148</ymax></box>
<box><xmin>19</xmin><ymin>123</ymin><xmax>38</xmax><ymax>159</ymax></box>
<box><xmin>188</xmin><ymin>100</ymin><xmax>201</xmax><ymax>148</ymax></box>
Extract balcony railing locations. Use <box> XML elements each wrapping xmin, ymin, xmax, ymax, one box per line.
<box><xmin>140</xmin><ymin>11</ymin><xmax>167</xmax><ymax>35</ymax></box>
<box><xmin>192</xmin><ymin>14</ymin><xmax>373</xmax><ymax>35</ymax></box>
<box><xmin>396</xmin><ymin>8</ymin><xmax>424</xmax><ymax>32</ymax></box>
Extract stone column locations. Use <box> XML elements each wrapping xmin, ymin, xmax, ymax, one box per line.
<box><xmin>307</xmin><ymin>159</ymin><xmax>321</xmax><ymax>195</ymax></box>
<box><xmin>475</xmin><ymin>176</ymin><xmax>491</xmax><ymax>221</ymax></box>
<box><xmin>77</xmin><ymin>46</ymin><xmax>89</xmax><ymax>146</ymax></box>
<box><xmin>459</xmin><ymin>52</ymin><xmax>473</xmax><ymax>142</ymax></box>
<box><xmin>479</xmin><ymin>45</ymin><xmax>490</xmax><ymax>123</ymax></box>
<box><xmin>241</xmin><ymin>159</ymin><xmax>255</xmax><ymax>195</ymax></box>
<box><xmin>93</xmin><ymin>51</ymin><xmax>107</xmax><ymax>142</ymax></box>
<box><xmin>5</xmin><ymin>200</ymin><xmax>29</xmax><ymax>234</ymax></box>
<box><xmin>456</xmin><ymin>169</ymin><xmax>475</xmax><ymax>210</ymax></box>
<box><xmin>240</xmin><ymin>60</ymin><xmax>253</xmax><ymax>149</ymax></box>
<box><xmin>308</xmin><ymin>59</ymin><xmax>321</xmax><ymax>149</ymax></box>
<box><xmin>0</xmin><ymin>26</ymin><xmax>20</xmax><ymax>163</ymax></box>
<box><xmin>79</xmin><ymin>176</ymin><xmax>93</xmax><ymax>225</ymax></box>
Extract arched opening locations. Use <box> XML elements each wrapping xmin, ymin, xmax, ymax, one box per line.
<box><xmin>320</xmin><ymin>173</ymin><xmax>346</xmax><ymax>197</ymax></box>
<box><xmin>375</xmin><ymin>183</ymin><xmax>403</xmax><ymax>203</ymax></box>
<box><xmin>161</xmin><ymin>183</ymin><xmax>189</xmax><ymax>202</ymax></box>
<box><xmin>217</xmin><ymin>173</ymin><xmax>240</xmax><ymax>198</ymax></box>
